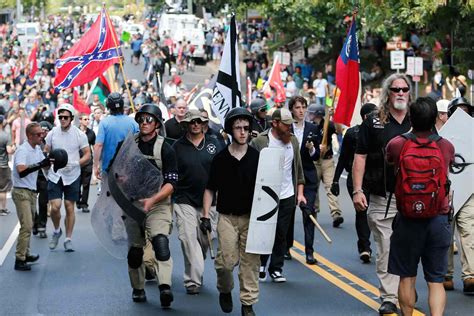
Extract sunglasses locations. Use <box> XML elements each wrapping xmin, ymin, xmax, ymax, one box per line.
<box><xmin>259</xmin><ymin>107</ymin><xmax>267</xmax><ymax>113</ymax></box>
<box><xmin>58</xmin><ymin>115</ymin><xmax>71</xmax><ymax>120</ymax></box>
<box><xmin>233</xmin><ymin>125</ymin><xmax>250</xmax><ymax>131</ymax></box>
<box><xmin>137</xmin><ymin>116</ymin><xmax>155</xmax><ymax>124</ymax></box>
<box><xmin>189</xmin><ymin>119</ymin><xmax>203</xmax><ymax>125</ymax></box>
<box><xmin>389</xmin><ymin>87</ymin><xmax>410</xmax><ymax>93</ymax></box>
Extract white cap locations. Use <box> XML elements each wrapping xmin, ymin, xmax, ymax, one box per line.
<box><xmin>57</xmin><ymin>103</ymin><xmax>76</xmax><ymax>117</ymax></box>
<box><xmin>436</xmin><ymin>99</ymin><xmax>449</xmax><ymax>113</ymax></box>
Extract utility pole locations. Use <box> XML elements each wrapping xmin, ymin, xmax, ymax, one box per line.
<box><xmin>188</xmin><ymin>0</ymin><xmax>193</xmax><ymax>14</ymax></box>
<box><xmin>16</xmin><ymin>0</ymin><xmax>22</xmax><ymax>22</ymax></box>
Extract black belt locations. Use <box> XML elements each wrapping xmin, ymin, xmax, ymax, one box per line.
<box><xmin>13</xmin><ymin>187</ymin><xmax>37</xmax><ymax>193</ymax></box>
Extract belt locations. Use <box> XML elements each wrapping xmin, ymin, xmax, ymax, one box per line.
<box><xmin>13</xmin><ymin>187</ymin><xmax>37</xmax><ymax>193</ymax></box>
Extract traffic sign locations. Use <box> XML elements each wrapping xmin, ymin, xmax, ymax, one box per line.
<box><xmin>390</xmin><ymin>50</ymin><xmax>405</xmax><ymax>70</ymax></box>
<box><xmin>273</xmin><ymin>51</ymin><xmax>291</xmax><ymax>66</ymax></box>
<box><xmin>406</xmin><ymin>57</ymin><xmax>423</xmax><ymax>76</ymax></box>
<box><xmin>386</xmin><ymin>41</ymin><xmax>410</xmax><ymax>50</ymax></box>
<box><xmin>468</xmin><ymin>69</ymin><xmax>473</xmax><ymax>80</ymax></box>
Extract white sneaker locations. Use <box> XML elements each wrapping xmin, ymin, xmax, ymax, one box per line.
<box><xmin>259</xmin><ymin>266</ymin><xmax>267</xmax><ymax>282</ymax></box>
<box><xmin>270</xmin><ymin>271</ymin><xmax>286</xmax><ymax>283</ymax></box>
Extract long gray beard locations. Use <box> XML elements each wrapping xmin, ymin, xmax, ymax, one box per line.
<box><xmin>393</xmin><ymin>101</ymin><xmax>407</xmax><ymax>110</ymax></box>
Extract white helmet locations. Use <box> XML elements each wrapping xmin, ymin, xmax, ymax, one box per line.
<box><xmin>57</xmin><ymin>103</ymin><xmax>76</xmax><ymax>117</ymax></box>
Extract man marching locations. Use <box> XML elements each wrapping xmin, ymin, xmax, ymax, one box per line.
<box><xmin>202</xmin><ymin>108</ymin><xmax>260</xmax><ymax>316</ymax></box>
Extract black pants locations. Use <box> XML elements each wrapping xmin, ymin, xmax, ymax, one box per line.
<box><xmin>300</xmin><ymin>186</ymin><xmax>317</xmax><ymax>254</ymax></box>
<box><xmin>35</xmin><ymin>176</ymin><xmax>48</xmax><ymax>231</ymax></box>
<box><xmin>261</xmin><ymin>196</ymin><xmax>295</xmax><ymax>273</ymax></box>
<box><xmin>78</xmin><ymin>162</ymin><xmax>93</xmax><ymax>209</ymax></box>
<box><xmin>347</xmin><ymin>173</ymin><xmax>371</xmax><ymax>254</ymax></box>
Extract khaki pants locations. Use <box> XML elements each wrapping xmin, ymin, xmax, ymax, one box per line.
<box><xmin>12</xmin><ymin>188</ymin><xmax>38</xmax><ymax>261</ymax></box>
<box><xmin>314</xmin><ymin>158</ymin><xmax>341</xmax><ymax>218</ymax></box>
<box><xmin>215</xmin><ymin>214</ymin><xmax>260</xmax><ymax>306</ymax></box>
<box><xmin>125</xmin><ymin>200</ymin><xmax>173</xmax><ymax>289</ymax></box>
<box><xmin>174</xmin><ymin>203</ymin><xmax>218</xmax><ymax>288</ymax></box>
<box><xmin>367</xmin><ymin>194</ymin><xmax>399</xmax><ymax>304</ymax></box>
<box><xmin>446</xmin><ymin>194</ymin><xmax>474</xmax><ymax>281</ymax></box>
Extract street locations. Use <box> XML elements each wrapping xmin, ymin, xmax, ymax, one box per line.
<box><xmin>0</xmin><ymin>51</ymin><xmax>471</xmax><ymax>315</ymax></box>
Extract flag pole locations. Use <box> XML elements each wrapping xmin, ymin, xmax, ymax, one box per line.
<box><xmin>321</xmin><ymin>86</ymin><xmax>339</xmax><ymax>156</ymax></box>
<box><xmin>103</xmin><ymin>3</ymin><xmax>136</xmax><ymax>113</ymax></box>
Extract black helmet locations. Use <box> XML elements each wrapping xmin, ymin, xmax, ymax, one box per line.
<box><xmin>135</xmin><ymin>103</ymin><xmax>163</xmax><ymax>125</ymax></box>
<box><xmin>448</xmin><ymin>97</ymin><xmax>473</xmax><ymax>117</ymax></box>
<box><xmin>49</xmin><ymin>148</ymin><xmax>68</xmax><ymax>172</ymax></box>
<box><xmin>249</xmin><ymin>98</ymin><xmax>267</xmax><ymax>114</ymax></box>
<box><xmin>41</xmin><ymin>111</ymin><xmax>55</xmax><ymax>125</ymax></box>
<box><xmin>106</xmin><ymin>92</ymin><xmax>124</xmax><ymax>110</ymax></box>
<box><xmin>224</xmin><ymin>107</ymin><xmax>253</xmax><ymax>134</ymax></box>
<box><xmin>39</xmin><ymin>120</ymin><xmax>53</xmax><ymax>131</ymax></box>
<box><xmin>308</xmin><ymin>103</ymin><xmax>325</xmax><ymax>116</ymax></box>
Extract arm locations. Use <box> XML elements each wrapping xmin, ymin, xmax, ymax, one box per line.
<box><xmin>93</xmin><ymin>142</ymin><xmax>103</xmax><ymax>179</ymax></box>
<box><xmin>142</xmin><ymin>183</ymin><xmax>174</xmax><ymax>212</ymax></box>
<box><xmin>352</xmin><ymin>154</ymin><xmax>368</xmax><ymax>211</ymax></box>
<box><xmin>79</xmin><ymin>146</ymin><xmax>91</xmax><ymax>167</ymax></box>
<box><xmin>202</xmin><ymin>188</ymin><xmax>214</xmax><ymax>218</ymax></box>
<box><xmin>296</xmin><ymin>184</ymin><xmax>306</xmax><ymax>205</ymax></box>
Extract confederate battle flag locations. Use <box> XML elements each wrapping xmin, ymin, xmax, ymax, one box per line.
<box><xmin>334</xmin><ymin>17</ymin><xmax>360</xmax><ymax>126</ymax></box>
<box><xmin>54</xmin><ymin>8</ymin><xmax>121</xmax><ymax>92</ymax></box>
<box><xmin>28</xmin><ymin>41</ymin><xmax>38</xmax><ymax>80</ymax></box>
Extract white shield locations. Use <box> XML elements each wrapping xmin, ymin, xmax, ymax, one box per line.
<box><xmin>246</xmin><ymin>147</ymin><xmax>284</xmax><ymax>254</ymax></box>
<box><xmin>439</xmin><ymin>109</ymin><xmax>474</xmax><ymax>214</ymax></box>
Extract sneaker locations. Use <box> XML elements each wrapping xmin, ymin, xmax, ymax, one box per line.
<box><xmin>0</xmin><ymin>209</ymin><xmax>10</xmax><ymax>216</ymax></box>
<box><xmin>219</xmin><ymin>292</ymin><xmax>233</xmax><ymax>313</ymax></box>
<box><xmin>463</xmin><ymin>278</ymin><xmax>474</xmax><ymax>294</ymax></box>
<box><xmin>259</xmin><ymin>266</ymin><xmax>266</xmax><ymax>281</ymax></box>
<box><xmin>64</xmin><ymin>239</ymin><xmax>75</xmax><ymax>252</ymax></box>
<box><xmin>270</xmin><ymin>271</ymin><xmax>286</xmax><ymax>283</ymax></box>
<box><xmin>160</xmin><ymin>289</ymin><xmax>174</xmax><ymax>308</ymax></box>
<box><xmin>443</xmin><ymin>277</ymin><xmax>454</xmax><ymax>291</ymax></box>
<box><xmin>82</xmin><ymin>207</ymin><xmax>90</xmax><ymax>213</ymax></box>
<box><xmin>132</xmin><ymin>288</ymin><xmax>147</xmax><ymax>302</ymax></box>
<box><xmin>241</xmin><ymin>305</ymin><xmax>255</xmax><ymax>316</ymax></box>
<box><xmin>186</xmin><ymin>285</ymin><xmax>200</xmax><ymax>295</ymax></box>
<box><xmin>49</xmin><ymin>229</ymin><xmax>62</xmax><ymax>250</ymax></box>
<box><xmin>306</xmin><ymin>254</ymin><xmax>317</xmax><ymax>265</ymax></box>
<box><xmin>378</xmin><ymin>301</ymin><xmax>397</xmax><ymax>314</ymax></box>
<box><xmin>333</xmin><ymin>215</ymin><xmax>344</xmax><ymax>228</ymax></box>
<box><xmin>359</xmin><ymin>251</ymin><xmax>371</xmax><ymax>264</ymax></box>
<box><xmin>39</xmin><ymin>231</ymin><xmax>48</xmax><ymax>239</ymax></box>
<box><xmin>14</xmin><ymin>259</ymin><xmax>31</xmax><ymax>271</ymax></box>
<box><xmin>284</xmin><ymin>250</ymin><xmax>292</xmax><ymax>260</ymax></box>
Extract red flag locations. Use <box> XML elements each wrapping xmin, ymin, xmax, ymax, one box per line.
<box><xmin>247</xmin><ymin>76</ymin><xmax>252</xmax><ymax>105</ymax></box>
<box><xmin>334</xmin><ymin>17</ymin><xmax>360</xmax><ymax>126</ymax></box>
<box><xmin>28</xmin><ymin>41</ymin><xmax>38</xmax><ymax>80</ymax></box>
<box><xmin>73</xmin><ymin>89</ymin><xmax>91</xmax><ymax>115</ymax></box>
<box><xmin>263</xmin><ymin>56</ymin><xmax>286</xmax><ymax>103</ymax></box>
<box><xmin>54</xmin><ymin>7</ymin><xmax>121</xmax><ymax>92</ymax></box>
<box><xmin>98</xmin><ymin>74</ymin><xmax>111</xmax><ymax>94</ymax></box>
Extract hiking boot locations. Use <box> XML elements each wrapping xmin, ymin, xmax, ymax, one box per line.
<box><xmin>378</xmin><ymin>301</ymin><xmax>397</xmax><ymax>315</ymax></box>
<box><xmin>64</xmin><ymin>239</ymin><xmax>75</xmax><ymax>252</ymax></box>
<box><xmin>49</xmin><ymin>229</ymin><xmax>62</xmax><ymax>250</ymax></box>
<box><xmin>241</xmin><ymin>305</ymin><xmax>255</xmax><ymax>316</ymax></box>
<box><xmin>443</xmin><ymin>278</ymin><xmax>454</xmax><ymax>291</ymax></box>
<box><xmin>14</xmin><ymin>259</ymin><xmax>31</xmax><ymax>271</ymax></box>
<box><xmin>25</xmin><ymin>254</ymin><xmax>40</xmax><ymax>263</ymax></box>
<box><xmin>306</xmin><ymin>254</ymin><xmax>317</xmax><ymax>265</ymax></box>
<box><xmin>258</xmin><ymin>266</ymin><xmax>267</xmax><ymax>282</ymax></box>
<box><xmin>270</xmin><ymin>271</ymin><xmax>286</xmax><ymax>283</ymax></box>
<box><xmin>463</xmin><ymin>278</ymin><xmax>474</xmax><ymax>294</ymax></box>
<box><xmin>160</xmin><ymin>289</ymin><xmax>174</xmax><ymax>308</ymax></box>
<box><xmin>284</xmin><ymin>250</ymin><xmax>292</xmax><ymax>260</ymax></box>
<box><xmin>333</xmin><ymin>215</ymin><xmax>344</xmax><ymax>228</ymax></box>
<box><xmin>359</xmin><ymin>251</ymin><xmax>371</xmax><ymax>264</ymax></box>
<box><xmin>219</xmin><ymin>292</ymin><xmax>233</xmax><ymax>313</ymax></box>
<box><xmin>132</xmin><ymin>289</ymin><xmax>147</xmax><ymax>302</ymax></box>
<box><xmin>186</xmin><ymin>285</ymin><xmax>200</xmax><ymax>295</ymax></box>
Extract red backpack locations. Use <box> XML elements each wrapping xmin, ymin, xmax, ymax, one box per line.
<box><xmin>392</xmin><ymin>133</ymin><xmax>448</xmax><ymax>219</ymax></box>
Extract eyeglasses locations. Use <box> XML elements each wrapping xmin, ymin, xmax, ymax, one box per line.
<box><xmin>233</xmin><ymin>126</ymin><xmax>250</xmax><ymax>132</ymax></box>
<box><xmin>58</xmin><ymin>115</ymin><xmax>71</xmax><ymax>120</ymax></box>
<box><xmin>389</xmin><ymin>87</ymin><xmax>410</xmax><ymax>93</ymax></box>
<box><xmin>189</xmin><ymin>119</ymin><xmax>203</xmax><ymax>125</ymax></box>
<box><xmin>137</xmin><ymin>116</ymin><xmax>155</xmax><ymax>124</ymax></box>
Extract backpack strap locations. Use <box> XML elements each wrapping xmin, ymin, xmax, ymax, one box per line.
<box><xmin>134</xmin><ymin>133</ymin><xmax>163</xmax><ymax>170</ymax></box>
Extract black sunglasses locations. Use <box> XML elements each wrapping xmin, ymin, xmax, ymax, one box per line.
<box><xmin>58</xmin><ymin>115</ymin><xmax>71</xmax><ymax>120</ymax></box>
<box><xmin>189</xmin><ymin>119</ymin><xmax>203</xmax><ymax>125</ymax></box>
<box><xmin>137</xmin><ymin>116</ymin><xmax>155</xmax><ymax>124</ymax></box>
<box><xmin>389</xmin><ymin>87</ymin><xmax>410</xmax><ymax>93</ymax></box>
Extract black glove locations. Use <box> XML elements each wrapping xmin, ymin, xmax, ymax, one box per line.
<box><xmin>39</xmin><ymin>157</ymin><xmax>51</xmax><ymax>168</ymax></box>
<box><xmin>199</xmin><ymin>217</ymin><xmax>212</xmax><ymax>234</ymax></box>
<box><xmin>330</xmin><ymin>182</ymin><xmax>340</xmax><ymax>196</ymax></box>
<box><xmin>19</xmin><ymin>158</ymin><xmax>51</xmax><ymax>178</ymax></box>
<box><xmin>300</xmin><ymin>203</ymin><xmax>316</xmax><ymax>217</ymax></box>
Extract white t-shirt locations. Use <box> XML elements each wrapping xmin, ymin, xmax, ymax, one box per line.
<box><xmin>12</xmin><ymin>142</ymin><xmax>45</xmax><ymax>190</ymax></box>
<box><xmin>268</xmin><ymin>129</ymin><xmax>294</xmax><ymax>199</ymax></box>
<box><xmin>45</xmin><ymin>125</ymin><xmax>89</xmax><ymax>185</ymax></box>
<box><xmin>313</xmin><ymin>78</ymin><xmax>328</xmax><ymax>98</ymax></box>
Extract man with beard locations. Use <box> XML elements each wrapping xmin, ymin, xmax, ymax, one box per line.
<box><xmin>353</xmin><ymin>74</ymin><xmax>412</xmax><ymax>315</ymax></box>
<box><xmin>251</xmin><ymin>108</ymin><xmax>306</xmax><ymax>283</ymax></box>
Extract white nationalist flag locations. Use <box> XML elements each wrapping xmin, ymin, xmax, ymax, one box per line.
<box><xmin>212</xmin><ymin>15</ymin><xmax>242</xmax><ymax>125</ymax></box>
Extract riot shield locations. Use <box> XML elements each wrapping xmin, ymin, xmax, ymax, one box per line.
<box><xmin>108</xmin><ymin>133</ymin><xmax>163</xmax><ymax>224</ymax></box>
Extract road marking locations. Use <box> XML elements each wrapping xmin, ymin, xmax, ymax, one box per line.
<box><xmin>292</xmin><ymin>241</ymin><xmax>425</xmax><ymax>316</ymax></box>
<box><xmin>0</xmin><ymin>221</ymin><xmax>20</xmax><ymax>266</ymax></box>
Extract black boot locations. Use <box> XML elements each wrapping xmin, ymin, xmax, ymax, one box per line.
<box><xmin>14</xmin><ymin>259</ymin><xmax>31</xmax><ymax>271</ymax></box>
<box><xmin>132</xmin><ymin>289</ymin><xmax>146</xmax><ymax>303</ymax></box>
<box><xmin>219</xmin><ymin>292</ymin><xmax>233</xmax><ymax>313</ymax></box>
<box><xmin>242</xmin><ymin>305</ymin><xmax>255</xmax><ymax>316</ymax></box>
<box><xmin>25</xmin><ymin>254</ymin><xmax>40</xmax><ymax>263</ymax></box>
<box><xmin>160</xmin><ymin>289</ymin><xmax>174</xmax><ymax>308</ymax></box>
<box><xmin>306</xmin><ymin>253</ymin><xmax>317</xmax><ymax>265</ymax></box>
<box><xmin>378</xmin><ymin>301</ymin><xmax>397</xmax><ymax>314</ymax></box>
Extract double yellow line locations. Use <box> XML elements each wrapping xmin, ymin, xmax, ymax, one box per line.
<box><xmin>291</xmin><ymin>241</ymin><xmax>425</xmax><ymax>316</ymax></box>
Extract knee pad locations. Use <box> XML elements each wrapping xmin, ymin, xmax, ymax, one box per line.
<box><xmin>152</xmin><ymin>234</ymin><xmax>170</xmax><ymax>261</ymax></box>
<box><xmin>127</xmin><ymin>247</ymin><xmax>144</xmax><ymax>269</ymax></box>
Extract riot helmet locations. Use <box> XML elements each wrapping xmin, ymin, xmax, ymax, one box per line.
<box><xmin>41</xmin><ymin>111</ymin><xmax>55</xmax><ymax>125</ymax></box>
<box><xmin>135</xmin><ymin>103</ymin><xmax>163</xmax><ymax>126</ymax></box>
<box><xmin>106</xmin><ymin>92</ymin><xmax>124</xmax><ymax>111</ymax></box>
<box><xmin>224</xmin><ymin>107</ymin><xmax>253</xmax><ymax>134</ymax></box>
<box><xmin>249</xmin><ymin>98</ymin><xmax>267</xmax><ymax>115</ymax></box>
<box><xmin>57</xmin><ymin>103</ymin><xmax>76</xmax><ymax>117</ymax></box>
<box><xmin>49</xmin><ymin>148</ymin><xmax>68</xmax><ymax>172</ymax></box>
<box><xmin>307</xmin><ymin>103</ymin><xmax>325</xmax><ymax>116</ymax></box>
<box><xmin>39</xmin><ymin>120</ymin><xmax>53</xmax><ymax>131</ymax></box>
<box><xmin>448</xmin><ymin>97</ymin><xmax>473</xmax><ymax>117</ymax></box>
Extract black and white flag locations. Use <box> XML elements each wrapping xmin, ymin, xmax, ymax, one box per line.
<box><xmin>212</xmin><ymin>15</ymin><xmax>241</xmax><ymax>125</ymax></box>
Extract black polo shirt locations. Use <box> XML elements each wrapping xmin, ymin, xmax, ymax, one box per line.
<box><xmin>206</xmin><ymin>146</ymin><xmax>259</xmax><ymax>216</ymax></box>
<box><xmin>355</xmin><ymin>112</ymin><xmax>411</xmax><ymax>196</ymax></box>
<box><xmin>172</xmin><ymin>134</ymin><xmax>223</xmax><ymax>207</ymax></box>
<box><xmin>316</xmin><ymin>119</ymin><xmax>336</xmax><ymax>159</ymax></box>
<box><xmin>164</xmin><ymin>117</ymin><xmax>186</xmax><ymax>141</ymax></box>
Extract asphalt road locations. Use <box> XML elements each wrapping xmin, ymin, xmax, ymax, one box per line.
<box><xmin>0</xmin><ymin>49</ymin><xmax>471</xmax><ymax>315</ymax></box>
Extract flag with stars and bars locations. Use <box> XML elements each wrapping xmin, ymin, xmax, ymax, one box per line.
<box><xmin>53</xmin><ymin>8</ymin><xmax>121</xmax><ymax>92</ymax></box>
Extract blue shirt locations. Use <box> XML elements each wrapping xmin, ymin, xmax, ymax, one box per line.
<box><xmin>96</xmin><ymin>114</ymin><xmax>139</xmax><ymax>171</ymax></box>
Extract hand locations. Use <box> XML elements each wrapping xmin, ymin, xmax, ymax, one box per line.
<box><xmin>199</xmin><ymin>217</ymin><xmax>212</xmax><ymax>234</ymax></box>
<box><xmin>353</xmin><ymin>191</ymin><xmax>368</xmax><ymax>212</ymax></box>
<box><xmin>297</xmin><ymin>194</ymin><xmax>307</xmax><ymax>206</ymax></box>
<box><xmin>39</xmin><ymin>157</ymin><xmax>52</xmax><ymax>168</ymax></box>
<box><xmin>299</xmin><ymin>203</ymin><xmax>316</xmax><ymax>217</ymax></box>
<box><xmin>94</xmin><ymin>165</ymin><xmax>102</xmax><ymax>180</ymax></box>
<box><xmin>305</xmin><ymin>141</ymin><xmax>314</xmax><ymax>151</ymax></box>
<box><xmin>319</xmin><ymin>144</ymin><xmax>327</xmax><ymax>153</ymax></box>
<box><xmin>140</xmin><ymin>198</ymin><xmax>155</xmax><ymax>213</ymax></box>
<box><xmin>330</xmin><ymin>182</ymin><xmax>340</xmax><ymax>196</ymax></box>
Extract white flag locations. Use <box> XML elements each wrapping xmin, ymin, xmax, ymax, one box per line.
<box><xmin>212</xmin><ymin>15</ymin><xmax>241</xmax><ymax>125</ymax></box>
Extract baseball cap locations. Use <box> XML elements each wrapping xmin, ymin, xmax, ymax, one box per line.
<box><xmin>272</xmin><ymin>108</ymin><xmax>295</xmax><ymax>125</ymax></box>
<box><xmin>436</xmin><ymin>99</ymin><xmax>449</xmax><ymax>113</ymax></box>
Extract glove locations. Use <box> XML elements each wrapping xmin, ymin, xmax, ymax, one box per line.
<box><xmin>199</xmin><ymin>217</ymin><xmax>212</xmax><ymax>234</ymax></box>
<box><xmin>39</xmin><ymin>157</ymin><xmax>51</xmax><ymax>168</ymax></box>
<box><xmin>300</xmin><ymin>203</ymin><xmax>316</xmax><ymax>217</ymax></box>
<box><xmin>330</xmin><ymin>182</ymin><xmax>340</xmax><ymax>196</ymax></box>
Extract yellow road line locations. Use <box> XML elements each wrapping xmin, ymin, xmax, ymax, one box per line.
<box><xmin>292</xmin><ymin>241</ymin><xmax>425</xmax><ymax>316</ymax></box>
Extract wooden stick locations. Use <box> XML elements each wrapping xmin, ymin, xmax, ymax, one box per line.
<box><xmin>207</xmin><ymin>231</ymin><xmax>215</xmax><ymax>259</ymax></box>
<box><xmin>309</xmin><ymin>214</ymin><xmax>332</xmax><ymax>243</ymax></box>
<box><xmin>321</xmin><ymin>86</ymin><xmax>339</xmax><ymax>156</ymax></box>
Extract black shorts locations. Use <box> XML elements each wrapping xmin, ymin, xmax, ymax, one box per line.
<box><xmin>47</xmin><ymin>177</ymin><xmax>80</xmax><ymax>202</ymax></box>
<box><xmin>388</xmin><ymin>214</ymin><xmax>451</xmax><ymax>282</ymax></box>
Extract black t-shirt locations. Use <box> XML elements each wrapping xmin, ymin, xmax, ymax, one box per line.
<box><xmin>206</xmin><ymin>146</ymin><xmax>259</xmax><ymax>216</ymax></box>
<box><xmin>316</xmin><ymin>119</ymin><xmax>336</xmax><ymax>159</ymax></box>
<box><xmin>165</xmin><ymin>117</ymin><xmax>185</xmax><ymax>141</ymax></box>
<box><xmin>333</xmin><ymin>124</ymin><xmax>358</xmax><ymax>183</ymax></box>
<box><xmin>173</xmin><ymin>134</ymin><xmax>223</xmax><ymax>207</ymax></box>
<box><xmin>355</xmin><ymin>112</ymin><xmax>411</xmax><ymax>195</ymax></box>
